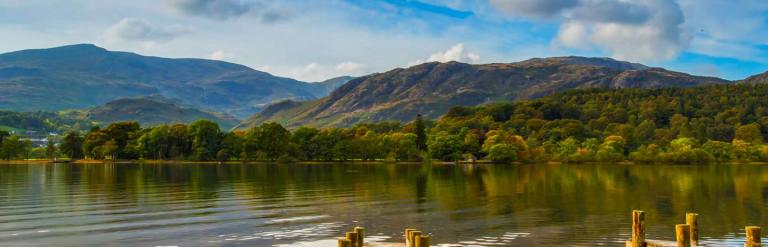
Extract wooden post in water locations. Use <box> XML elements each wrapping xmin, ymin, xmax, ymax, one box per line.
<box><xmin>415</xmin><ymin>235</ymin><xmax>431</xmax><ymax>247</ymax></box>
<box><xmin>354</xmin><ymin>227</ymin><xmax>365</xmax><ymax>247</ymax></box>
<box><xmin>632</xmin><ymin>210</ymin><xmax>646</xmax><ymax>247</ymax></box>
<box><xmin>746</xmin><ymin>226</ymin><xmax>762</xmax><ymax>247</ymax></box>
<box><xmin>676</xmin><ymin>224</ymin><xmax>691</xmax><ymax>247</ymax></box>
<box><xmin>338</xmin><ymin>238</ymin><xmax>353</xmax><ymax>247</ymax></box>
<box><xmin>405</xmin><ymin>229</ymin><xmax>415</xmax><ymax>247</ymax></box>
<box><xmin>346</xmin><ymin>232</ymin><xmax>358</xmax><ymax>247</ymax></box>
<box><xmin>686</xmin><ymin>213</ymin><xmax>698</xmax><ymax>246</ymax></box>
<box><xmin>410</xmin><ymin>231</ymin><xmax>422</xmax><ymax>247</ymax></box>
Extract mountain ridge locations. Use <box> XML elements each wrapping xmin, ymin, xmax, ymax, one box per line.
<box><xmin>0</xmin><ymin>44</ymin><xmax>347</xmax><ymax>118</ymax></box>
<box><xmin>239</xmin><ymin>57</ymin><xmax>732</xmax><ymax>129</ymax></box>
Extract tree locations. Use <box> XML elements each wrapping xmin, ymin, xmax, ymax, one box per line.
<box><xmin>100</xmin><ymin>139</ymin><xmax>118</xmax><ymax>160</ymax></box>
<box><xmin>246</xmin><ymin>122</ymin><xmax>291</xmax><ymax>161</ymax></box>
<box><xmin>83</xmin><ymin>127</ymin><xmax>109</xmax><ymax>159</ymax></box>
<box><xmin>188</xmin><ymin>120</ymin><xmax>222</xmax><ymax>161</ymax></box>
<box><xmin>103</xmin><ymin>122</ymin><xmax>141</xmax><ymax>159</ymax></box>
<box><xmin>428</xmin><ymin>132</ymin><xmax>462</xmax><ymax>161</ymax></box>
<box><xmin>0</xmin><ymin>136</ymin><xmax>21</xmax><ymax>160</ymax></box>
<box><xmin>556</xmin><ymin>137</ymin><xmax>579</xmax><ymax>159</ymax></box>
<box><xmin>45</xmin><ymin>136</ymin><xmax>57</xmax><ymax>160</ymax></box>
<box><xmin>702</xmin><ymin>140</ymin><xmax>733</xmax><ymax>162</ymax></box>
<box><xmin>0</xmin><ymin>130</ymin><xmax>8</xmax><ymax>144</ymax></box>
<box><xmin>216</xmin><ymin>149</ymin><xmax>230</xmax><ymax>161</ymax></box>
<box><xmin>596</xmin><ymin>135</ymin><xmax>626</xmax><ymax>162</ymax></box>
<box><xmin>487</xmin><ymin>144</ymin><xmax>517</xmax><ymax>163</ymax></box>
<box><xmin>61</xmin><ymin>131</ymin><xmax>84</xmax><ymax>159</ymax></box>
<box><xmin>414</xmin><ymin>114</ymin><xmax>427</xmax><ymax>151</ymax></box>
<box><xmin>291</xmin><ymin>127</ymin><xmax>319</xmax><ymax>160</ymax></box>
<box><xmin>735</xmin><ymin>123</ymin><xmax>763</xmax><ymax>144</ymax></box>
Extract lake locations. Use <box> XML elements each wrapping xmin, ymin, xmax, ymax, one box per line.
<box><xmin>0</xmin><ymin>163</ymin><xmax>766</xmax><ymax>246</ymax></box>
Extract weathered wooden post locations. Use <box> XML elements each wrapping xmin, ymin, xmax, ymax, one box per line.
<box><xmin>410</xmin><ymin>231</ymin><xmax>422</xmax><ymax>247</ymax></box>
<box><xmin>354</xmin><ymin>227</ymin><xmax>365</xmax><ymax>247</ymax></box>
<box><xmin>338</xmin><ymin>238</ymin><xmax>353</xmax><ymax>247</ymax></box>
<box><xmin>405</xmin><ymin>229</ymin><xmax>415</xmax><ymax>247</ymax></box>
<box><xmin>632</xmin><ymin>210</ymin><xmax>646</xmax><ymax>247</ymax></box>
<box><xmin>346</xmin><ymin>232</ymin><xmax>358</xmax><ymax>247</ymax></box>
<box><xmin>686</xmin><ymin>213</ymin><xmax>698</xmax><ymax>246</ymax></box>
<box><xmin>746</xmin><ymin>226</ymin><xmax>762</xmax><ymax>247</ymax></box>
<box><xmin>676</xmin><ymin>224</ymin><xmax>691</xmax><ymax>247</ymax></box>
<box><xmin>415</xmin><ymin>235</ymin><xmax>431</xmax><ymax>247</ymax></box>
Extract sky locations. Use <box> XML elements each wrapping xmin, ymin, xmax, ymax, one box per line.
<box><xmin>0</xmin><ymin>0</ymin><xmax>767</xmax><ymax>82</ymax></box>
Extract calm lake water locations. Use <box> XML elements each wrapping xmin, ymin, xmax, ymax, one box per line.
<box><xmin>0</xmin><ymin>163</ymin><xmax>766</xmax><ymax>246</ymax></box>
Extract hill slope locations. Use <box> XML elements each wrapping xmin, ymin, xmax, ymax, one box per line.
<box><xmin>741</xmin><ymin>71</ymin><xmax>768</xmax><ymax>84</ymax></box>
<box><xmin>240</xmin><ymin>57</ymin><xmax>730</xmax><ymax>128</ymax></box>
<box><xmin>83</xmin><ymin>96</ymin><xmax>239</xmax><ymax>129</ymax></box>
<box><xmin>0</xmin><ymin>44</ymin><xmax>345</xmax><ymax>118</ymax></box>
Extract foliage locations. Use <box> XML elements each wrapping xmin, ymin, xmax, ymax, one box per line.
<box><xmin>427</xmin><ymin>132</ymin><xmax>463</xmax><ymax>161</ymax></box>
<box><xmin>486</xmin><ymin>144</ymin><xmax>517</xmax><ymax>163</ymax></box>
<box><xmin>20</xmin><ymin>84</ymin><xmax>768</xmax><ymax>164</ymax></box>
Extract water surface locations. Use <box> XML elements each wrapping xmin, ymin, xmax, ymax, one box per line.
<box><xmin>0</xmin><ymin>163</ymin><xmax>766</xmax><ymax>246</ymax></box>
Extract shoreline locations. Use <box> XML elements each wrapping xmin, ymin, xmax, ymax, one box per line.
<box><xmin>2</xmin><ymin>159</ymin><xmax>768</xmax><ymax>166</ymax></box>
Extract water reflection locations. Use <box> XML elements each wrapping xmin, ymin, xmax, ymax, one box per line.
<box><xmin>0</xmin><ymin>163</ymin><xmax>767</xmax><ymax>246</ymax></box>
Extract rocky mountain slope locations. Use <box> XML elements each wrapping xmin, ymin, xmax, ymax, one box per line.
<box><xmin>239</xmin><ymin>57</ymin><xmax>730</xmax><ymax>128</ymax></box>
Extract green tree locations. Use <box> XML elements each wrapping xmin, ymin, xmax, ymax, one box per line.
<box><xmin>83</xmin><ymin>127</ymin><xmax>108</xmax><ymax>159</ymax></box>
<box><xmin>487</xmin><ymin>144</ymin><xmax>517</xmax><ymax>163</ymax></box>
<box><xmin>100</xmin><ymin>139</ymin><xmax>118</xmax><ymax>160</ymax></box>
<box><xmin>45</xmin><ymin>136</ymin><xmax>57</xmax><ymax>160</ymax></box>
<box><xmin>103</xmin><ymin>122</ymin><xmax>141</xmax><ymax>159</ymax></box>
<box><xmin>188</xmin><ymin>120</ymin><xmax>222</xmax><ymax>161</ymax></box>
<box><xmin>702</xmin><ymin>140</ymin><xmax>733</xmax><ymax>162</ymax></box>
<box><xmin>291</xmin><ymin>127</ymin><xmax>319</xmax><ymax>160</ymax></box>
<box><xmin>246</xmin><ymin>122</ymin><xmax>291</xmax><ymax>161</ymax></box>
<box><xmin>414</xmin><ymin>114</ymin><xmax>427</xmax><ymax>151</ymax></box>
<box><xmin>0</xmin><ymin>130</ymin><xmax>8</xmax><ymax>144</ymax></box>
<box><xmin>61</xmin><ymin>131</ymin><xmax>84</xmax><ymax>159</ymax></box>
<box><xmin>0</xmin><ymin>136</ymin><xmax>21</xmax><ymax>160</ymax></box>
<box><xmin>428</xmin><ymin>132</ymin><xmax>462</xmax><ymax>161</ymax></box>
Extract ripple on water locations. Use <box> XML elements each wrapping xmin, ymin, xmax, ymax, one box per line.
<box><xmin>208</xmin><ymin>221</ymin><xmax>343</xmax><ymax>243</ymax></box>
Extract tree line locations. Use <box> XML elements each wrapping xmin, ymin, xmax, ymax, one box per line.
<box><xmin>6</xmin><ymin>83</ymin><xmax>768</xmax><ymax>164</ymax></box>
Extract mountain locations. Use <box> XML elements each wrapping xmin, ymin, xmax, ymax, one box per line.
<box><xmin>239</xmin><ymin>57</ymin><xmax>731</xmax><ymax>129</ymax></box>
<box><xmin>740</xmin><ymin>71</ymin><xmax>768</xmax><ymax>84</ymax></box>
<box><xmin>82</xmin><ymin>96</ymin><xmax>239</xmax><ymax>129</ymax></box>
<box><xmin>0</xmin><ymin>44</ymin><xmax>346</xmax><ymax>118</ymax></box>
<box><xmin>309</xmin><ymin>76</ymin><xmax>355</xmax><ymax>97</ymax></box>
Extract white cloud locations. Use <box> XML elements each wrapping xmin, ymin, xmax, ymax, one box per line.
<box><xmin>335</xmin><ymin>62</ymin><xmax>368</xmax><ymax>76</ymax></box>
<box><xmin>208</xmin><ymin>50</ymin><xmax>234</xmax><ymax>60</ymax></box>
<box><xmin>407</xmin><ymin>43</ymin><xmax>480</xmax><ymax>66</ymax></box>
<box><xmin>102</xmin><ymin>18</ymin><xmax>190</xmax><ymax>44</ymax></box>
<box><xmin>493</xmin><ymin>0</ymin><xmax>691</xmax><ymax>62</ymax></box>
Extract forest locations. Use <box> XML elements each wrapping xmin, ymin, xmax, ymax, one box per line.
<box><xmin>4</xmin><ymin>83</ymin><xmax>768</xmax><ymax>164</ymax></box>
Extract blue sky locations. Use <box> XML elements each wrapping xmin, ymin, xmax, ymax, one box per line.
<box><xmin>0</xmin><ymin>0</ymin><xmax>766</xmax><ymax>81</ymax></box>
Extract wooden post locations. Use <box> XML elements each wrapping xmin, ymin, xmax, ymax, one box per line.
<box><xmin>410</xmin><ymin>231</ymin><xmax>422</xmax><ymax>247</ymax></box>
<box><xmin>686</xmin><ymin>213</ymin><xmax>698</xmax><ymax>246</ymax></box>
<box><xmin>676</xmin><ymin>224</ymin><xmax>691</xmax><ymax>247</ymax></box>
<box><xmin>346</xmin><ymin>232</ymin><xmax>358</xmax><ymax>247</ymax></box>
<box><xmin>632</xmin><ymin>210</ymin><xmax>646</xmax><ymax>247</ymax></box>
<box><xmin>746</xmin><ymin>226</ymin><xmax>762</xmax><ymax>247</ymax></box>
<box><xmin>415</xmin><ymin>235</ymin><xmax>431</xmax><ymax>247</ymax></box>
<box><xmin>354</xmin><ymin>227</ymin><xmax>365</xmax><ymax>247</ymax></box>
<box><xmin>405</xmin><ymin>229</ymin><xmax>415</xmax><ymax>246</ymax></box>
<box><xmin>338</xmin><ymin>238</ymin><xmax>353</xmax><ymax>247</ymax></box>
